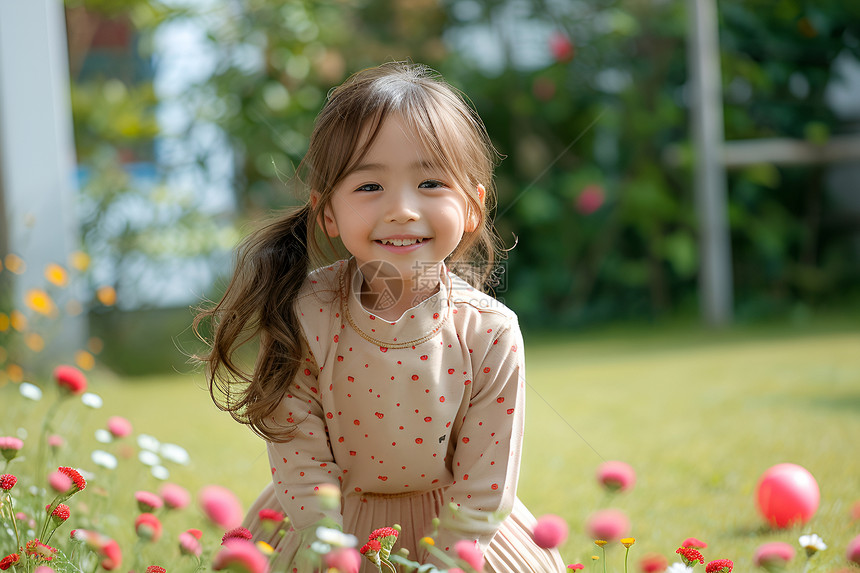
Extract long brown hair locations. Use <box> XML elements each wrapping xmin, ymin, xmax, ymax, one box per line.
<box><xmin>194</xmin><ymin>61</ymin><xmax>503</xmax><ymax>442</ymax></box>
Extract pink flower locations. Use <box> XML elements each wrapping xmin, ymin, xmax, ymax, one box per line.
<box><xmin>212</xmin><ymin>539</ymin><xmax>269</xmax><ymax>573</ymax></box>
<box><xmin>549</xmin><ymin>32</ymin><xmax>575</xmax><ymax>62</ymax></box>
<box><xmin>56</xmin><ymin>467</ymin><xmax>86</xmax><ymax>493</ymax></box>
<box><xmin>706</xmin><ymin>559</ymin><xmax>733</xmax><ymax>573</ymax></box>
<box><xmin>324</xmin><ymin>547</ymin><xmax>361</xmax><ymax>573</ymax></box>
<box><xmin>851</xmin><ymin>500</ymin><xmax>860</xmax><ymax>521</ymax></box>
<box><xmin>676</xmin><ymin>547</ymin><xmax>705</xmax><ymax>567</ymax></box>
<box><xmin>222</xmin><ymin>527</ymin><xmax>253</xmax><ymax>545</ymax></box>
<box><xmin>47</xmin><ymin>435</ymin><xmax>64</xmax><ymax>449</ymax></box>
<box><xmin>0</xmin><ymin>474</ymin><xmax>16</xmax><ymax>491</ymax></box>
<box><xmin>455</xmin><ymin>540</ymin><xmax>485</xmax><ymax>572</ymax></box>
<box><xmin>106</xmin><ymin>416</ymin><xmax>132</xmax><ymax>438</ymax></box>
<box><xmin>100</xmin><ymin>539</ymin><xmax>122</xmax><ymax>570</ymax></box>
<box><xmin>179</xmin><ymin>530</ymin><xmax>202</xmax><ymax>557</ymax></box>
<box><xmin>145</xmin><ymin>567</ymin><xmax>166</xmax><ymax>573</ymax></box>
<box><xmin>34</xmin><ymin>567</ymin><xmax>55</xmax><ymax>573</ymax></box>
<box><xmin>0</xmin><ymin>437</ymin><xmax>23</xmax><ymax>462</ymax></box>
<box><xmin>846</xmin><ymin>534</ymin><xmax>860</xmax><ymax>566</ymax></box>
<box><xmin>568</xmin><ymin>565</ymin><xmax>585</xmax><ymax>570</ymax></box>
<box><xmin>753</xmin><ymin>542</ymin><xmax>795</xmax><ymax>569</ymax></box>
<box><xmin>160</xmin><ymin>483</ymin><xmax>190</xmax><ymax>510</ymax></box>
<box><xmin>683</xmin><ymin>538</ymin><xmax>708</xmax><ymax>549</ymax></box>
<box><xmin>48</xmin><ymin>471</ymin><xmax>72</xmax><ymax>493</ymax></box>
<box><xmin>576</xmin><ymin>184</ymin><xmax>605</xmax><ymax>215</ymax></box>
<box><xmin>199</xmin><ymin>485</ymin><xmax>244</xmax><ymax>529</ymax></box>
<box><xmin>135</xmin><ymin>513</ymin><xmax>163</xmax><ymax>542</ymax></box>
<box><xmin>54</xmin><ymin>365</ymin><xmax>87</xmax><ymax>395</ymax></box>
<box><xmin>533</xmin><ymin>514</ymin><xmax>569</xmax><ymax>549</ymax></box>
<box><xmin>597</xmin><ymin>461</ymin><xmax>636</xmax><ymax>492</ymax></box>
<box><xmin>639</xmin><ymin>553</ymin><xmax>669</xmax><ymax>572</ymax></box>
<box><xmin>586</xmin><ymin>509</ymin><xmax>631</xmax><ymax>542</ymax></box>
<box><xmin>135</xmin><ymin>490</ymin><xmax>163</xmax><ymax>512</ymax></box>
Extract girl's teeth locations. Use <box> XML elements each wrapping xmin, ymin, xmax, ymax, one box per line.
<box><xmin>382</xmin><ymin>238</ymin><xmax>422</xmax><ymax>246</ymax></box>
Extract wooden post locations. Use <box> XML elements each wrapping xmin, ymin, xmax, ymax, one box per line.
<box><xmin>686</xmin><ymin>0</ymin><xmax>733</xmax><ymax>326</ymax></box>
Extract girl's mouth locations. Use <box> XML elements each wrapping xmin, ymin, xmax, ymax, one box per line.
<box><xmin>377</xmin><ymin>238</ymin><xmax>427</xmax><ymax>247</ymax></box>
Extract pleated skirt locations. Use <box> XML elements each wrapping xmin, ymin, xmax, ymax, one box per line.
<box><xmin>243</xmin><ymin>482</ymin><xmax>567</xmax><ymax>573</ymax></box>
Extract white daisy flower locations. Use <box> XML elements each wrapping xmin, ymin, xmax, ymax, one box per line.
<box><xmin>81</xmin><ymin>392</ymin><xmax>103</xmax><ymax>409</ymax></box>
<box><xmin>151</xmin><ymin>465</ymin><xmax>170</xmax><ymax>480</ymax></box>
<box><xmin>91</xmin><ymin>449</ymin><xmax>118</xmax><ymax>470</ymax></box>
<box><xmin>160</xmin><ymin>443</ymin><xmax>190</xmax><ymax>465</ymax></box>
<box><xmin>799</xmin><ymin>533</ymin><xmax>826</xmax><ymax>556</ymax></box>
<box><xmin>94</xmin><ymin>429</ymin><xmax>113</xmax><ymax>444</ymax></box>
<box><xmin>137</xmin><ymin>434</ymin><xmax>160</xmax><ymax>452</ymax></box>
<box><xmin>138</xmin><ymin>450</ymin><xmax>160</xmax><ymax>466</ymax></box>
<box><xmin>19</xmin><ymin>382</ymin><xmax>43</xmax><ymax>401</ymax></box>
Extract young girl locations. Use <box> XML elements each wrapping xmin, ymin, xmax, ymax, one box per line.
<box><xmin>196</xmin><ymin>62</ymin><xmax>566</xmax><ymax>572</ymax></box>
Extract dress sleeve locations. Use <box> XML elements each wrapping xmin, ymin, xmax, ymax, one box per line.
<box><xmin>267</xmin><ymin>337</ymin><xmax>344</xmax><ymax>531</ymax></box>
<box><xmin>435</xmin><ymin>320</ymin><xmax>526</xmax><ymax>553</ymax></box>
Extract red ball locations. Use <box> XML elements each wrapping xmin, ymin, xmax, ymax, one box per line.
<box><xmin>756</xmin><ymin>463</ymin><xmax>819</xmax><ymax>528</ymax></box>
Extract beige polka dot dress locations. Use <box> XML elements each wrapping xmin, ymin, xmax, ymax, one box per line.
<box><xmin>243</xmin><ymin>259</ymin><xmax>566</xmax><ymax>572</ymax></box>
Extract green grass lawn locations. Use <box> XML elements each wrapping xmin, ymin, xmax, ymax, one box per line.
<box><xmin>72</xmin><ymin>318</ymin><xmax>860</xmax><ymax>570</ymax></box>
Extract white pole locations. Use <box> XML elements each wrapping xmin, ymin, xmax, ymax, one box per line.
<box><xmin>0</xmin><ymin>0</ymin><xmax>85</xmax><ymax>367</ymax></box>
<box><xmin>687</xmin><ymin>0</ymin><xmax>733</xmax><ymax>326</ymax></box>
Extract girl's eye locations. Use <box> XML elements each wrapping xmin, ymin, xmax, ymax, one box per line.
<box><xmin>419</xmin><ymin>180</ymin><xmax>446</xmax><ymax>189</ymax></box>
<box><xmin>355</xmin><ymin>183</ymin><xmax>381</xmax><ymax>192</ymax></box>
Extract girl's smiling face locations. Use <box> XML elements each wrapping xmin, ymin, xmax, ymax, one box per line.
<box><xmin>319</xmin><ymin>114</ymin><xmax>476</xmax><ymax>301</ymax></box>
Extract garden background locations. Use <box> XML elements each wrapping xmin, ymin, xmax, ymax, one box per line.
<box><xmin>1</xmin><ymin>0</ymin><xmax>859</xmax><ymax>571</ymax></box>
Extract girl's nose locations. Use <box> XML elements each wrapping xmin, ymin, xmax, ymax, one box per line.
<box><xmin>384</xmin><ymin>187</ymin><xmax>421</xmax><ymax>223</ymax></box>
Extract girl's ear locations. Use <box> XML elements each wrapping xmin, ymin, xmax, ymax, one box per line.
<box><xmin>311</xmin><ymin>191</ymin><xmax>339</xmax><ymax>237</ymax></box>
<box><xmin>465</xmin><ymin>184</ymin><xmax>485</xmax><ymax>233</ymax></box>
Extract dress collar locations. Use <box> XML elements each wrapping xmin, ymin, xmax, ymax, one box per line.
<box><xmin>340</xmin><ymin>258</ymin><xmax>451</xmax><ymax>349</ymax></box>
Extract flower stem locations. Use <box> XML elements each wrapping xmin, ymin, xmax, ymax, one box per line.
<box><xmin>624</xmin><ymin>546</ymin><xmax>630</xmax><ymax>573</ymax></box>
<box><xmin>4</xmin><ymin>492</ymin><xmax>22</xmax><ymax>550</ymax></box>
<box><xmin>602</xmin><ymin>545</ymin><xmax>607</xmax><ymax>573</ymax></box>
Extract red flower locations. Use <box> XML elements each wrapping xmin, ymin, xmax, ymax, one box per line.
<box><xmin>25</xmin><ymin>539</ymin><xmax>58</xmax><ymax>561</ymax></box>
<box><xmin>146</xmin><ymin>567</ymin><xmax>166</xmax><ymax>573</ymax></box>
<box><xmin>706</xmin><ymin>559</ymin><xmax>733</xmax><ymax>573</ymax></box>
<box><xmin>257</xmin><ymin>508</ymin><xmax>285</xmax><ymax>522</ymax></box>
<box><xmin>568</xmin><ymin>565</ymin><xmax>585</xmax><ymax>571</ymax></box>
<box><xmin>360</xmin><ymin>539</ymin><xmax>382</xmax><ymax>555</ymax></box>
<box><xmin>0</xmin><ymin>554</ymin><xmax>20</xmax><ymax>570</ymax></box>
<box><xmin>57</xmin><ymin>466</ymin><xmax>86</xmax><ymax>493</ymax></box>
<box><xmin>549</xmin><ymin>32</ymin><xmax>575</xmax><ymax>62</ymax></box>
<box><xmin>100</xmin><ymin>539</ymin><xmax>122</xmax><ymax>570</ymax></box>
<box><xmin>0</xmin><ymin>474</ymin><xmax>16</xmax><ymax>491</ymax></box>
<box><xmin>596</xmin><ymin>461</ymin><xmax>636</xmax><ymax>492</ymax></box>
<box><xmin>54</xmin><ymin>365</ymin><xmax>87</xmax><ymax>395</ymax></box>
<box><xmin>48</xmin><ymin>503</ymin><xmax>71</xmax><ymax>522</ymax></box>
<box><xmin>753</xmin><ymin>542</ymin><xmax>795</xmax><ymax>568</ymax></box>
<box><xmin>179</xmin><ymin>530</ymin><xmax>202</xmax><ymax>557</ymax></box>
<box><xmin>368</xmin><ymin>527</ymin><xmax>399</xmax><ymax>541</ymax></box>
<box><xmin>533</xmin><ymin>514</ymin><xmax>569</xmax><ymax>549</ymax></box>
<box><xmin>576</xmin><ymin>184</ymin><xmax>605</xmax><ymax>215</ymax></box>
<box><xmin>676</xmin><ymin>547</ymin><xmax>705</xmax><ymax>567</ymax></box>
<box><xmin>683</xmin><ymin>537</ymin><xmax>708</xmax><ymax>549</ymax></box>
<box><xmin>639</xmin><ymin>553</ymin><xmax>669</xmax><ymax>572</ymax></box>
<box><xmin>222</xmin><ymin>527</ymin><xmax>253</xmax><ymax>545</ymax></box>
<box><xmin>135</xmin><ymin>513</ymin><xmax>163</xmax><ymax>542</ymax></box>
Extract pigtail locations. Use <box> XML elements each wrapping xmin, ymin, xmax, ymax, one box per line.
<box><xmin>193</xmin><ymin>204</ymin><xmax>313</xmax><ymax>442</ymax></box>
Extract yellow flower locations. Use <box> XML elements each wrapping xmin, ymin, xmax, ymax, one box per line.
<box><xmin>256</xmin><ymin>541</ymin><xmax>275</xmax><ymax>556</ymax></box>
<box><xmin>420</xmin><ymin>537</ymin><xmax>435</xmax><ymax>546</ymax></box>
<box><xmin>591</xmin><ymin>555</ymin><xmax>600</xmax><ymax>561</ymax></box>
<box><xmin>6</xmin><ymin>364</ymin><xmax>24</xmax><ymax>383</ymax></box>
<box><xmin>96</xmin><ymin>285</ymin><xmax>117</xmax><ymax>306</ymax></box>
<box><xmin>25</xmin><ymin>333</ymin><xmax>45</xmax><ymax>352</ymax></box>
<box><xmin>4</xmin><ymin>254</ymin><xmax>26</xmax><ymax>274</ymax></box>
<box><xmin>10</xmin><ymin>311</ymin><xmax>27</xmax><ymax>332</ymax></box>
<box><xmin>75</xmin><ymin>350</ymin><xmax>95</xmax><ymax>371</ymax></box>
<box><xmin>621</xmin><ymin>537</ymin><xmax>635</xmax><ymax>548</ymax></box>
<box><xmin>44</xmin><ymin>263</ymin><xmax>69</xmax><ymax>287</ymax></box>
<box><xmin>70</xmin><ymin>251</ymin><xmax>90</xmax><ymax>272</ymax></box>
<box><xmin>594</xmin><ymin>540</ymin><xmax>608</xmax><ymax>547</ymax></box>
<box><xmin>0</xmin><ymin>313</ymin><xmax>9</xmax><ymax>332</ymax></box>
<box><xmin>25</xmin><ymin>289</ymin><xmax>56</xmax><ymax>316</ymax></box>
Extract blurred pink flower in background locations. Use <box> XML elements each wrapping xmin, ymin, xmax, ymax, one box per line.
<box><xmin>846</xmin><ymin>534</ymin><xmax>860</xmax><ymax>566</ymax></box>
<box><xmin>596</xmin><ymin>461</ymin><xmax>636</xmax><ymax>493</ymax></box>
<box><xmin>753</xmin><ymin>542</ymin><xmax>795</xmax><ymax>569</ymax></box>
<box><xmin>179</xmin><ymin>529</ymin><xmax>203</xmax><ymax>557</ymax></box>
<box><xmin>135</xmin><ymin>490</ymin><xmax>163</xmax><ymax>512</ymax></box>
<box><xmin>47</xmin><ymin>435</ymin><xmax>64</xmax><ymax>450</ymax></box>
<box><xmin>106</xmin><ymin>416</ymin><xmax>132</xmax><ymax>438</ymax></box>
<box><xmin>199</xmin><ymin>485</ymin><xmax>244</xmax><ymax>529</ymax></box>
<box><xmin>48</xmin><ymin>470</ymin><xmax>72</xmax><ymax>493</ymax></box>
<box><xmin>324</xmin><ymin>547</ymin><xmax>361</xmax><ymax>573</ymax></box>
<box><xmin>0</xmin><ymin>437</ymin><xmax>23</xmax><ymax>461</ymax></box>
<box><xmin>549</xmin><ymin>32</ymin><xmax>575</xmax><ymax>62</ymax></box>
<box><xmin>212</xmin><ymin>539</ymin><xmax>269</xmax><ymax>573</ymax></box>
<box><xmin>576</xmin><ymin>184</ymin><xmax>605</xmax><ymax>215</ymax></box>
<box><xmin>54</xmin><ymin>365</ymin><xmax>87</xmax><ymax>395</ymax></box>
<box><xmin>586</xmin><ymin>509</ymin><xmax>631</xmax><ymax>541</ymax></box>
<box><xmin>160</xmin><ymin>482</ymin><xmax>191</xmax><ymax>509</ymax></box>
<box><xmin>134</xmin><ymin>513</ymin><xmax>163</xmax><ymax>542</ymax></box>
<box><xmin>455</xmin><ymin>539</ymin><xmax>485</xmax><ymax>572</ymax></box>
<box><xmin>639</xmin><ymin>552</ymin><xmax>669</xmax><ymax>572</ymax></box>
<box><xmin>683</xmin><ymin>538</ymin><xmax>707</xmax><ymax>549</ymax></box>
<box><xmin>568</xmin><ymin>564</ymin><xmax>585</xmax><ymax>570</ymax></box>
<box><xmin>34</xmin><ymin>567</ymin><xmax>55</xmax><ymax>573</ymax></box>
<box><xmin>532</xmin><ymin>514</ymin><xmax>569</xmax><ymax>549</ymax></box>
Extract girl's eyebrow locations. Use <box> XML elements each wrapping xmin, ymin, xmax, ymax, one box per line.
<box><xmin>348</xmin><ymin>159</ymin><xmax>438</xmax><ymax>175</ymax></box>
